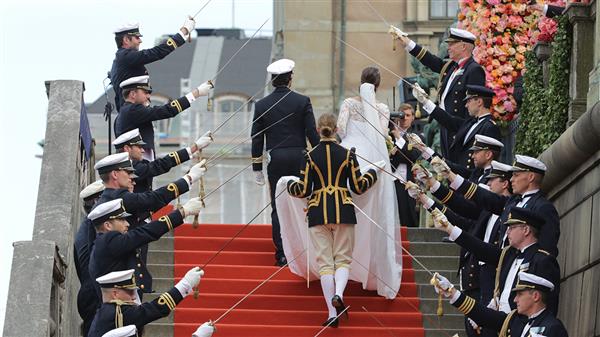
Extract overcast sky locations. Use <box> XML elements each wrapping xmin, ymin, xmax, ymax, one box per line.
<box><xmin>0</xmin><ymin>0</ymin><xmax>272</xmax><ymax>330</ymax></box>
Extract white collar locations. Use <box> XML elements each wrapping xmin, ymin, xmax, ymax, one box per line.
<box><xmin>520</xmin><ymin>242</ymin><xmax>536</xmax><ymax>254</ymax></box>
<box><xmin>522</xmin><ymin>189</ymin><xmax>540</xmax><ymax>198</ymax></box>
<box><xmin>528</xmin><ymin>308</ymin><xmax>546</xmax><ymax>320</ymax></box>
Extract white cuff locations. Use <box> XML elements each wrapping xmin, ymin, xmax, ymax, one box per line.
<box><xmin>186</xmin><ymin>147</ymin><xmax>192</xmax><ymax>156</ymax></box>
<box><xmin>175</xmin><ymin>279</ymin><xmax>192</xmax><ymax>297</ymax></box>
<box><xmin>186</xmin><ymin>92</ymin><xmax>196</xmax><ymax>104</ymax></box>
<box><xmin>422</xmin><ymin>147</ymin><xmax>434</xmax><ymax>160</ymax></box>
<box><xmin>449</xmin><ymin>225</ymin><xmax>462</xmax><ymax>241</ymax></box>
<box><xmin>423</xmin><ymin>197</ymin><xmax>434</xmax><ymax>209</ymax></box>
<box><xmin>405</xmin><ymin>40</ymin><xmax>416</xmax><ymax>52</ymax></box>
<box><xmin>449</xmin><ymin>290</ymin><xmax>462</xmax><ymax>304</ymax></box>
<box><xmin>543</xmin><ymin>4</ymin><xmax>548</xmax><ymax>15</ymax></box>
<box><xmin>395</xmin><ymin>137</ymin><xmax>406</xmax><ymax>149</ymax></box>
<box><xmin>177</xmin><ymin>31</ymin><xmax>189</xmax><ymax>41</ymax></box>
<box><xmin>450</xmin><ymin>175</ymin><xmax>464</xmax><ymax>190</ymax></box>
<box><xmin>423</xmin><ymin>100</ymin><xmax>436</xmax><ymax>114</ymax></box>
<box><xmin>430</xmin><ymin>180</ymin><xmax>441</xmax><ymax>193</ymax></box>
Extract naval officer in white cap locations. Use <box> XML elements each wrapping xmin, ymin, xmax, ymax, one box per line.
<box><xmin>389</xmin><ymin>26</ymin><xmax>486</xmax><ymax>160</ymax></box>
<box><xmin>251</xmin><ymin>58</ymin><xmax>319</xmax><ymax>266</ymax></box>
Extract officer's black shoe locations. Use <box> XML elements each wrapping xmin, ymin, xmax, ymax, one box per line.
<box><xmin>275</xmin><ymin>256</ymin><xmax>288</xmax><ymax>267</ymax></box>
<box><xmin>322</xmin><ymin>317</ymin><xmax>339</xmax><ymax>328</ymax></box>
<box><xmin>441</xmin><ymin>236</ymin><xmax>452</xmax><ymax>243</ymax></box>
<box><xmin>331</xmin><ymin>295</ymin><xmax>349</xmax><ymax>320</ymax></box>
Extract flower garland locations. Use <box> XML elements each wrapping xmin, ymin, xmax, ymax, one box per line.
<box><xmin>457</xmin><ymin>0</ymin><xmax>565</xmax><ymax>125</ymax></box>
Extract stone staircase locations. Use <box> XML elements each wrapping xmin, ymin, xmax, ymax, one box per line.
<box><xmin>144</xmin><ymin>227</ymin><xmax>464</xmax><ymax>337</ymax></box>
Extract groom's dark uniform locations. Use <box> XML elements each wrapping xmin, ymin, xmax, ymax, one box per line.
<box><xmin>251</xmin><ymin>59</ymin><xmax>319</xmax><ymax>265</ymax></box>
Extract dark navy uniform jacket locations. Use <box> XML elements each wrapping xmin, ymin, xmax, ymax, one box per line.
<box><xmin>452</xmin><ymin>230</ymin><xmax>560</xmax><ymax>315</ymax></box>
<box><xmin>287</xmin><ymin>141</ymin><xmax>377</xmax><ymax>227</ymax></box>
<box><xmin>451</xmin><ymin>292</ymin><xmax>568</xmax><ymax>337</ymax></box>
<box><xmin>454</xmin><ymin>179</ymin><xmax>560</xmax><ymax>257</ymax></box>
<box><xmin>88</xmin><ymin>287</ymin><xmax>184</xmax><ymax>337</ymax></box>
<box><xmin>389</xmin><ymin>134</ymin><xmax>421</xmax><ymax>227</ymax></box>
<box><xmin>251</xmin><ymin>86</ymin><xmax>319</xmax><ymax>171</ymax></box>
<box><xmin>74</xmin><ymin>218</ymin><xmax>99</xmax><ymax>332</ymax></box>
<box><xmin>133</xmin><ymin>148</ymin><xmax>191</xmax><ymax>193</ymax></box>
<box><xmin>428</xmin><ymin>106</ymin><xmax>501</xmax><ymax>169</ymax></box>
<box><xmin>409</xmin><ymin>44</ymin><xmax>485</xmax><ymax>158</ymax></box>
<box><xmin>89</xmin><ymin>210</ymin><xmax>184</xmax><ymax>294</ymax></box>
<box><xmin>115</xmin><ymin>96</ymin><xmax>191</xmax><ymax>154</ymax></box>
<box><xmin>111</xmin><ymin>33</ymin><xmax>186</xmax><ymax>110</ymax></box>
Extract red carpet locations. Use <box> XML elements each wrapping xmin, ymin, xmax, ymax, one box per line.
<box><xmin>172</xmin><ymin>222</ymin><xmax>425</xmax><ymax>337</ymax></box>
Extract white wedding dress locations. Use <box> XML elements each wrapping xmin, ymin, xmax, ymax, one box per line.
<box><xmin>275</xmin><ymin>83</ymin><xmax>402</xmax><ymax>299</ymax></box>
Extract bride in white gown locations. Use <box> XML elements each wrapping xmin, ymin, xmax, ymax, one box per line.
<box><xmin>276</xmin><ymin>67</ymin><xmax>402</xmax><ymax>299</ymax></box>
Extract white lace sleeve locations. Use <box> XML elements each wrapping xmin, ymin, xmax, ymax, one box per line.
<box><xmin>378</xmin><ymin>103</ymin><xmax>391</xmax><ymax>134</ymax></box>
<box><xmin>337</xmin><ymin>99</ymin><xmax>350</xmax><ymax>139</ymax></box>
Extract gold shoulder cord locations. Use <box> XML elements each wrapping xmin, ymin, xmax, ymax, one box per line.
<box><xmin>436</xmin><ymin>60</ymin><xmax>455</xmax><ymax>98</ymax></box>
<box><xmin>498</xmin><ymin>309</ymin><xmax>517</xmax><ymax>337</ymax></box>
<box><xmin>493</xmin><ymin>246</ymin><xmax>511</xmax><ymax>308</ymax></box>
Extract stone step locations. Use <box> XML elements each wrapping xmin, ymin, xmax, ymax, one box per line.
<box><xmin>405</xmin><ymin>228</ymin><xmax>448</xmax><ymax>242</ymax></box>
<box><xmin>407</xmin><ymin>242</ymin><xmax>461</xmax><ymax>256</ymax></box>
<box><xmin>414</xmin><ymin>270</ymin><xmax>459</xmax><ymax>285</ymax></box>
<box><xmin>406</xmin><ymin>256</ymin><xmax>459</xmax><ymax>271</ymax></box>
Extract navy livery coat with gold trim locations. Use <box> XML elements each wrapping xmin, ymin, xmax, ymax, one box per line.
<box><xmin>89</xmin><ymin>210</ymin><xmax>184</xmax><ymax>294</ymax></box>
<box><xmin>88</xmin><ymin>287</ymin><xmax>184</xmax><ymax>337</ymax></box>
<box><xmin>115</xmin><ymin>97</ymin><xmax>191</xmax><ymax>154</ymax></box>
<box><xmin>409</xmin><ymin>44</ymin><xmax>485</xmax><ymax>158</ymax></box>
<box><xmin>111</xmin><ymin>33</ymin><xmax>186</xmax><ymax>110</ymax></box>
<box><xmin>133</xmin><ymin>148</ymin><xmax>191</xmax><ymax>193</ymax></box>
<box><xmin>287</xmin><ymin>140</ymin><xmax>378</xmax><ymax>227</ymax></box>
<box><xmin>451</xmin><ymin>292</ymin><xmax>568</xmax><ymax>337</ymax></box>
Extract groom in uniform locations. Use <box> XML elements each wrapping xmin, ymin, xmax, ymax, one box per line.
<box><xmin>251</xmin><ymin>58</ymin><xmax>319</xmax><ymax>266</ymax></box>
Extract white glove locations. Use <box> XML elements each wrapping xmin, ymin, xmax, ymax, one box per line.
<box><xmin>175</xmin><ymin>266</ymin><xmax>204</xmax><ymax>297</ymax></box>
<box><xmin>404</xmin><ymin>181</ymin><xmax>423</xmax><ymax>199</ymax></box>
<box><xmin>411</xmin><ymin>164</ymin><xmax>431</xmax><ymax>184</ymax></box>
<box><xmin>187</xmin><ymin>159</ymin><xmax>207</xmax><ymax>183</ymax></box>
<box><xmin>430</xmin><ymin>272</ymin><xmax>454</xmax><ymax>298</ymax></box>
<box><xmin>195</xmin><ymin>131</ymin><xmax>213</xmax><ymax>150</ymax></box>
<box><xmin>182</xmin><ymin>197</ymin><xmax>204</xmax><ymax>217</ymax></box>
<box><xmin>192</xmin><ymin>322</ymin><xmax>216</xmax><ymax>337</ymax></box>
<box><xmin>197</xmin><ymin>81</ymin><xmax>214</xmax><ymax>97</ymax></box>
<box><xmin>182</xmin><ymin>16</ymin><xmax>196</xmax><ymax>35</ymax></box>
<box><xmin>431</xmin><ymin>156</ymin><xmax>452</xmax><ymax>179</ymax></box>
<box><xmin>487</xmin><ymin>298</ymin><xmax>499</xmax><ymax>311</ymax></box>
<box><xmin>412</xmin><ymin>83</ymin><xmax>430</xmax><ymax>104</ymax></box>
<box><xmin>388</xmin><ymin>25</ymin><xmax>408</xmax><ymax>39</ymax></box>
<box><xmin>254</xmin><ymin>171</ymin><xmax>265</xmax><ymax>186</ymax></box>
<box><xmin>406</xmin><ymin>133</ymin><xmax>428</xmax><ymax>153</ymax></box>
<box><xmin>431</xmin><ymin>208</ymin><xmax>452</xmax><ymax>232</ymax></box>
<box><xmin>468</xmin><ymin>318</ymin><xmax>480</xmax><ymax>331</ymax></box>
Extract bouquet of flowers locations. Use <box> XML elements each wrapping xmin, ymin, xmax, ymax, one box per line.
<box><xmin>457</xmin><ymin>0</ymin><xmax>565</xmax><ymax>124</ymax></box>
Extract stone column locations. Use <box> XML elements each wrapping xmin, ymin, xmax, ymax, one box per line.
<box><xmin>417</xmin><ymin>0</ymin><xmax>429</xmax><ymax>22</ymax></box>
<box><xmin>566</xmin><ymin>3</ymin><xmax>594</xmax><ymax>125</ymax></box>
<box><xmin>406</xmin><ymin>0</ymin><xmax>417</xmax><ymax>22</ymax></box>
<box><xmin>587</xmin><ymin>0</ymin><xmax>600</xmax><ymax>108</ymax></box>
<box><xmin>534</xmin><ymin>41</ymin><xmax>553</xmax><ymax>86</ymax></box>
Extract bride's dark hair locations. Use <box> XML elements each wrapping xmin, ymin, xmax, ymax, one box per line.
<box><xmin>360</xmin><ymin>66</ymin><xmax>381</xmax><ymax>91</ymax></box>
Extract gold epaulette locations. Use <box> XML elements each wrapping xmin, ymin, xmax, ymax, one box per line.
<box><xmin>456</xmin><ymin>295</ymin><xmax>476</xmax><ymax>314</ymax></box>
<box><xmin>168</xmin><ymin>152</ymin><xmax>182</xmax><ymax>165</ymax></box>
<box><xmin>159</xmin><ymin>215</ymin><xmax>174</xmax><ymax>231</ymax></box>
<box><xmin>166</xmin><ymin>37</ymin><xmax>178</xmax><ymax>49</ymax></box>
<box><xmin>157</xmin><ymin>292</ymin><xmax>177</xmax><ymax>311</ymax></box>
<box><xmin>170</xmin><ymin>99</ymin><xmax>183</xmax><ymax>113</ymax></box>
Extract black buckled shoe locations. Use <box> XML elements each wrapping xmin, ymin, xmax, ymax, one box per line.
<box><xmin>322</xmin><ymin>317</ymin><xmax>339</xmax><ymax>328</ymax></box>
<box><xmin>275</xmin><ymin>256</ymin><xmax>288</xmax><ymax>267</ymax></box>
<box><xmin>331</xmin><ymin>295</ymin><xmax>349</xmax><ymax>320</ymax></box>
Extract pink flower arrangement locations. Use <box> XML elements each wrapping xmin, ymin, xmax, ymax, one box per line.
<box><xmin>458</xmin><ymin>0</ymin><xmax>565</xmax><ymax>122</ymax></box>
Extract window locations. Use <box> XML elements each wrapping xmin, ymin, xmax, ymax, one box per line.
<box><xmin>430</xmin><ymin>0</ymin><xmax>458</xmax><ymax>19</ymax></box>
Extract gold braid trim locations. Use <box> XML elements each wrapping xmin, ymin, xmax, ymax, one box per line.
<box><xmin>440</xmin><ymin>190</ymin><xmax>454</xmax><ymax>204</ymax></box>
<box><xmin>166</xmin><ymin>37</ymin><xmax>178</xmax><ymax>49</ymax></box>
<box><xmin>159</xmin><ymin>215</ymin><xmax>173</xmax><ymax>231</ymax></box>
<box><xmin>168</xmin><ymin>152</ymin><xmax>181</xmax><ymax>165</ymax></box>
<box><xmin>416</xmin><ymin>47</ymin><xmax>427</xmax><ymax>61</ymax></box>
<box><xmin>498</xmin><ymin>310</ymin><xmax>518</xmax><ymax>337</ymax></box>
<box><xmin>251</xmin><ymin>156</ymin><xmax>263</xmax><ymax>164</ymax></box>
<box><xmin>167</xmin><ymin>183</ymin><xmax>180</xmax><ymax>197</ymax></box>
<box><xmin>170</xmin><ymin>100</ymin><xmax>183</xmax><ymax>113</ymax></box>
<box><xmin>457</xmin><ymin>295</ymin><xmax>476</xmax><ymax>314</ymax></box>
<box><xmin>493</xmin><ymin>247</ymin><xmax>511</xmax><ymax>307</ymax></box>
<box><xmin>464</xmin><ymin>183</ymin><xmax>477</xmax><ymax>200</ymax></box>
<box><xmin>158</xmin><ymin>292</ymin><xmax>177</xmax><ymax>311</ymax></box>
